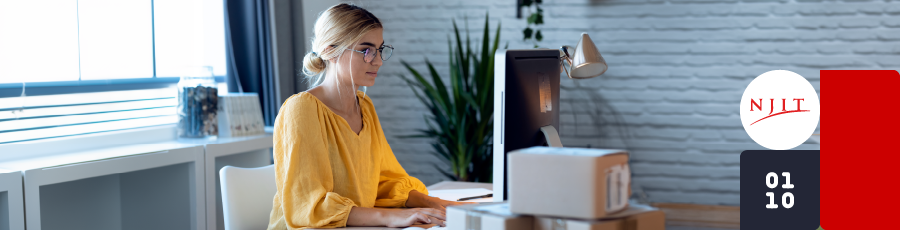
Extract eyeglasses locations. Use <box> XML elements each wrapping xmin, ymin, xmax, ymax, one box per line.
<box><xmin>346</xmin><ymin>45</ymin><xmax>393</xmax><ymax>63</ymax></box>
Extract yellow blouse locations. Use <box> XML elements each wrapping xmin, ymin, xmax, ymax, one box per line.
<box><xmin>267</xmin><ymin>90</ymin><xmax>429</xmax><ymax>230</ymax></box>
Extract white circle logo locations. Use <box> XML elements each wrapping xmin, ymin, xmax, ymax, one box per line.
<box><xmin>740</xmin><ymin>70</ymin><xmax>820</xmax><ymax>150</ymax></box>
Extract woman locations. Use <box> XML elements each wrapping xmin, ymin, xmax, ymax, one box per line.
<box><xmin>267</xmin><ymin>4</ymin><xmax>470</xmax><ymax>229</ymax></box>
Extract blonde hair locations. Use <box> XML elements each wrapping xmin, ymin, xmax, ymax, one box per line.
<box><xmin>302</xmin><ymin>3</ymin><xmax>382</xmax><ymax>87</ymax></box>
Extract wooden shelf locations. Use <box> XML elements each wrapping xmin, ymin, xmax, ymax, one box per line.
<box><xmin>653</xmin><ymin>202</ymin><xmax>740</xmax><ymax>229</ymax></box>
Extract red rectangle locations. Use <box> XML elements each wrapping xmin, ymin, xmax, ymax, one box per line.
<box><xmin>821</xmin><ymin>70</ymin><xmax>900</xmax><ymax>229</ymax></box>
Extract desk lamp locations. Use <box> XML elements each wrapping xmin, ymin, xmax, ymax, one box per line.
<box><xmin>560</xmin><ymin>33</ymin><xmax>608</xmax><ymax>79</ymax></box>
<box><xmin>540</xmin><ymin>32</ymin><xmax>609</xmax><ymax>147</ymax></box>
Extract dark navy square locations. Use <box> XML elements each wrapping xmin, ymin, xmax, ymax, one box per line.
<box><xmin>741</xmin><ymin>150</ymin><xmax>820</xmax><ymax>230</ymax></box>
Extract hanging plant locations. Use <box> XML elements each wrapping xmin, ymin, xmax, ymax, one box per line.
<box><xmin>521</xmin><ymin>0</ymin><xmax>544</xmax><ymax>48</ymax></box>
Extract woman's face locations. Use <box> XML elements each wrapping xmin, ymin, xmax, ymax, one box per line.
<box><xmin>331</xmin><ymin>28</ymin><xmax>384</xmax><ymax>88</ymax></box>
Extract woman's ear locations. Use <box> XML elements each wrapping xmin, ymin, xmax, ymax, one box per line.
<box><xmin>323</xmin><ymin>46</ymin><xmax>337</xmax><ymax>64</ymax></box>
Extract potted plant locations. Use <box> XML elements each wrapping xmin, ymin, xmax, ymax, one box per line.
<box><xmin>399</xmin><ymin>14</ymin><xmax>502</xmax><ymax>182</ymax></box>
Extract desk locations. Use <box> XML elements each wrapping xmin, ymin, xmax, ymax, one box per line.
<box><xmin>307</xmin><ymin>181</ymin><xmax>492</xmax><ymax>230</ymax></box>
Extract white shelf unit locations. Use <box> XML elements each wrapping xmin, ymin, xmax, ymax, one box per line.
<box><xmin>199</xmin><ymin>134</ymin><xmax>273</xmax><ymax>230</ymax></box>
<box><xmin>0</xmin><ymin>170</ymin><xmax>24</xmax><ymax>230</ymax></box>
<box><xmin>1</xmin><ymin>143</ymin><xmax>206</xmax><ymax>230</ymax></box>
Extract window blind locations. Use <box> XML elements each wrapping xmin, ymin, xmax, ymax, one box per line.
<box><xmin>0</xmin><ymin>88</ymin><xmax>177</xmax><ymax>144</ymax></box>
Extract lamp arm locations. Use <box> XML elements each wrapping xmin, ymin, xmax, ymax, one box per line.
<box><xmin>559</xmin><ymin>45</ymin><xmax>575</xmax><ymax>79</ymax></box>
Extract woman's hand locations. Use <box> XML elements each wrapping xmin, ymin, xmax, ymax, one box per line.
<box><xmin>381</xmin><ymin>208</ymin><xmax>447</xmax><ymax>228</ymax></box>
<box><xmin>405</xmin><ymin>190</ymin><xmax>476</xmax><ymax>212</ymax></box>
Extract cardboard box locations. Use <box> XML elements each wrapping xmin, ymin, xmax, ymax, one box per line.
<box><xmin>509</xmin><ymin>147</ymin><xmax>631</xmax><ymax>219</ymax></box>
<box><xmin>447</xmin><ymin>202</ymin><xmax>534</xmax><ymax>230</ymax></box>
<box><xmin>534</xmin><ymin>204</ymin><xmax>665</xmax><ymax>230</ymax></box>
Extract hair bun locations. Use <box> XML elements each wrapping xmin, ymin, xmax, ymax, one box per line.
<box><xmin>302</xmin><ymin>51</ymin><xmax>326</xmax><ymax>76</ymax></box>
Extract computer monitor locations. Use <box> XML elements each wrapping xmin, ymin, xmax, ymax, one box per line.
<box><xmin>492</xmin><ymin>49</ymin><xmax>562</xmax><ymax>201</ymax></box>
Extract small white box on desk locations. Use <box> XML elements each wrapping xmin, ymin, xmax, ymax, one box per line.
<box><xmin>447</xmin><ymin>202</ymin><xmax>533</xmax><ymax>230</ymax></box>
<box><xmin>508</xmin><ymin>147</ymin><xmax>630</xmax><ymax>219</ymax></box>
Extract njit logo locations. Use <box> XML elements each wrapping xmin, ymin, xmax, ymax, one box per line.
<box><xmin>740</xmin><ymin>70</ymin><xmax>820</xmax><ymax>150</ymax></box>
<box><xmin>748</xmin><ymin>98</ymin><xmax>809</xmax><ymax>126</ymax></box>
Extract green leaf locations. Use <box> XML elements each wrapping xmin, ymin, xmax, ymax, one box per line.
<box><xmin>464</xmin><ymin>16</ymin><xmax>473</xmax><ymax>94</ymax></box>
<box><xmin>527</xmin><ymin>13</ymin><xmax>538</xmax><ymax>24</ymax></box>
<box><xmin>425</xmin><ymin>59</ymin><xmax>452</xmax><ymax>115</ymax></box>
<box><xmin>452</xmin><ymin>20</ymin><xmax>466</xmax><ymax>82</ymax></box>
<box><xmin>535</xmin><ymin>12</ymin><xmax>544</xmax><ymax>25</ymax></box>
<box><xmin>478</xmin><ymin>22</ymin><xmax>501</xmax><ymax>108</ymax></box>
<box><xmin>461</xmin><ymin>92</ymin><xmax>480</xmax><ymax>115</ymax></box>
<box><xmin>479</xmin><ymin>12</ymin><xmax>491</xmax><ymax>90</ymax></box>
<box><xmin>401</xmin><ymin>60</ymin><xmax>451</xmax><ymax>118</ymax></box>
<box><xmin>431</xmin><ymin>142</ymin><xmax>453</xmax><ymax>163</ymax></box>
<box><xmin>536</xmin><ymin>30</ymin><xmax>543</xmax><ymax>42</ymax></box>
<box><xmin>433</xmin><ymin>162</ymin><xmax>459</xmax><ymax>181</ymax></box>
<box><xmin>522</xmin><ymin>0</ymin><xmax>533</xmax><ymax>7</ymax></box>
<box><xmin>452</xmin><ymin>20</ymin><xmax>467</xmax><ymax>112</ymax></box>
<box><xmin>523</xmin><ymin>27</ymin><xmax>533</xmax><ymax>40</ymax></box>
<box><xmin>398</xmin><ymin>75</ymin><xmax>433</xmax><ymax>109</ymax></box>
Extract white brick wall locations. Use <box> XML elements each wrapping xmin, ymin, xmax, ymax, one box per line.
<box><xmin>354</xmin><ymin>0</ymin><xmax>898</xmax><ymax>206</ymax></box>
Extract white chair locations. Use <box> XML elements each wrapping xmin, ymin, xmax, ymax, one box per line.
<box><xmin>220</xmin><ymin>164</ymin><xmax>277</xmax><ymax>230</ymax></box>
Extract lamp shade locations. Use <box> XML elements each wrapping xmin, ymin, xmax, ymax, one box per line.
<box><xmin>560</xmin><ymin>33</ymin><xmax>608</xmax><ymax>79</ymax></box>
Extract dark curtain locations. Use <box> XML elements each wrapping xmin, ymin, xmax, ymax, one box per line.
<box><xmin>224</xmin><ymin>0</ymin><xmax>277</xmax><ymax>126</ymax></box>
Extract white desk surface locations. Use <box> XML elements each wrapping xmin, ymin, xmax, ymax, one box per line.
<box><xmin>306</xmin><ymin>181</ymin><xmax>493</xmax><ymax>230</ymax></box>
<box><xmin>201</xmin><ymin>133</ymin><xmax>273</xmax><ymax>158</ymax></box>
<box><xmin>0</xmin><ymin>141</ymin><xmax>200</xmax><ymax>171</ymax></box>
<box><xmin>175</xmin><ymin>132</ymin><xmax>273</xmax><ymax>146</ymax></box>
<box><xmin>0</xmin><ymin>132</ymin><xmax>272</xmax><ymax>172</ymax></box>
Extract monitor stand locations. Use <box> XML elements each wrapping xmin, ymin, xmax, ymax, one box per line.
<box><xmin>540</xmin><ymin>125</ymin><xmax>564</xmax><ymax>147</ymax></box>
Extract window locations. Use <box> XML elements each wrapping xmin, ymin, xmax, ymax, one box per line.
<box><xmin>0</xmin><ymin>0</ymin><xmax>227</xmax><ymax>144</ymax></box>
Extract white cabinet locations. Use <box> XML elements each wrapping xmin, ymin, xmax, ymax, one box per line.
<box><xmin>0</xmin><ymin>129</ymin><xmax>273</xmax><ymax>230</ymax></box>
<box><xmin>1</xmin><ymin>143</ymin><xmax>205</xmax><ymax>230</ymax></box>
<box><xmin>0</xmin><ymin>170</ymin><xmax>24</xmax><ymax>230</ymax></box>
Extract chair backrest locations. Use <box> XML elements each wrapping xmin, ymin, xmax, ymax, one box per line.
<box><xmin>220</xmin><ymin>164</ymin><xmax>277</xmax><ymax>230</ymax></box>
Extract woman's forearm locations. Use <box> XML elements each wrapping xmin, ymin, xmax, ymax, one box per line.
<box><xmin>347</xmin><ymin>190</ymin><xmax>429</xmax><ymax>226</ymax></box>
<box><xmin>347</xmin><ymin>206</ymin><xmax>386</xmax><ymax>226</ymax></box>
<box><xmin>405</xmin><ymin>190</ymin><xmax>428</xmax><ymax>208</ymax></box>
